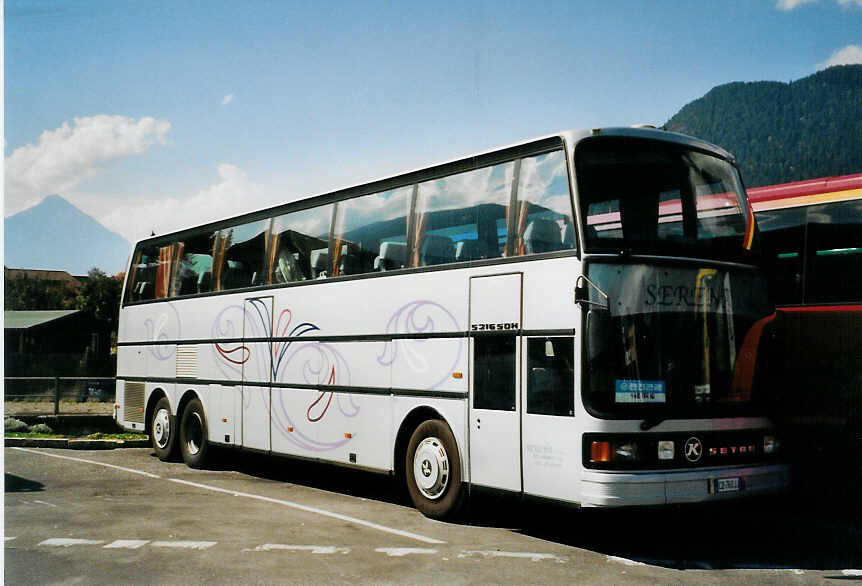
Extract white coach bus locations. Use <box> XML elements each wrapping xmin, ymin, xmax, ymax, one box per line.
<box><xmin>116</xmin><ymin>127</ymin><xmax>788</xmax><ymax>518</ymax></box>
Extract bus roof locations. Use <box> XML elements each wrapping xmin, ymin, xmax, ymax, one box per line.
<box><xmin>748</xmin><ymin>173</ymin><xmax>862</xmax><ymax>212</ymax></box>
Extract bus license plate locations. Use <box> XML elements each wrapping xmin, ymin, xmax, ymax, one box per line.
<box><xmin>715</xmin><ymin>477</ymin><xmax>741</xmax><ymax>493</ymax></box>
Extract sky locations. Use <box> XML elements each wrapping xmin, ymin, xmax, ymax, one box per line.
<box><xmin>4</xmin><ymin>0</ymin><xmax>862</xmax><ymax>247</ymax></box>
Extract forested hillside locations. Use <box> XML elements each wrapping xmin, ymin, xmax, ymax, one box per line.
<box><xmin>665</xmin><ymin>65</ymin><xmax>862</xmax><ymax>187</ymax></box>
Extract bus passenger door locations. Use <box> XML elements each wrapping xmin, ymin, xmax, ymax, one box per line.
<box><xmin>468</xmin><ymin>273</ymin><xmax>522</xmax><ymax>493</ymax></box>
<box><xmin>242</xmin><ymin>296</ymin><xmax>273</xmax><ymax>452</ymax></box>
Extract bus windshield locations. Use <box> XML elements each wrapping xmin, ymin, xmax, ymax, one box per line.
<box><xmin>576</xmin><ymin>136</ymin><xmax>755</xmax><ymax>263</ymax></box>
<box><xmin>582</xmin><ymin>262</ymin><xmax>773</xmax><ymax>419</ymax></box>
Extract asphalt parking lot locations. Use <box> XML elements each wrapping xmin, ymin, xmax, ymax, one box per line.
<box><xmin>5</xmin><ymin>446</ymin><xmax>861</xmax><ymax>585</ymax></box>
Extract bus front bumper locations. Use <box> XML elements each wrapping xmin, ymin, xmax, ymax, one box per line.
<box><xmin>579</xmin><ymin>464</ymin><xmax>789</xmax><ymax>507</ymax></box>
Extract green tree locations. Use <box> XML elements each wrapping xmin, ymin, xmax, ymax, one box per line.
<box><xmin>74</xmin><ymin>268</ymin><xmax>124</xmax><ymax>334</ymax></box>
<box><xmin>4</xmin><ymin>274</ymin><xmax>77</xmax><ymax>310</ymax></box>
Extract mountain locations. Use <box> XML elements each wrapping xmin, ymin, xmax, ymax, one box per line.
<box><xmin>4</xmin><ymin>195</ymin><xmax>131</xmax><ymax>275</ymax></box>
<box><xmin>665</xmin><ymin>65</ymin><xmax>862</xmax><ymax>187</ymax></box>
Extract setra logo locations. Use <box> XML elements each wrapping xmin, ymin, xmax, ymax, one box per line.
<box><xmin>684</xmin><ymin>437</ymin><xmax>704</xmax><ymax>463</ymax></box>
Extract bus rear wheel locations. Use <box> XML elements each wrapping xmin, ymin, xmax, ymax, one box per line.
<box><xmin>179</xmin><ymin>398</ymin><xmax>209</xmax><ymax>469</ymax></box>
<box><xmin>405</xmin><ymin>419</ymin><xmax>464</xmax><ymax>520</ymax></box>
<box><xmin>151</xmin><ymin>397</ymin><xmax>177</xmax><ymax>461</ymax></box>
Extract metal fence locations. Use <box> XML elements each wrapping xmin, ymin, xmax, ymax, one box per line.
<box><xmin>4</xmin><ymin>377</ymin><xmax>116</xmax><ymax>415</ymax></box>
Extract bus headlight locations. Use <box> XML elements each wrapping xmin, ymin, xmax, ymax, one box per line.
<box><xmin>590</xmin><ymin>439</ymin><xmax>641</xmax><ymax>463</ymax></box>
<box><xmin>614</xmin><ymin>442</ymin><xmax>639</xmax><ymax>462</ymax></box>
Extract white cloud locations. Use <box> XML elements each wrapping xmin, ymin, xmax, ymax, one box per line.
<box><xmin>775</xmin><ymin>0</ymin><xmax>817</xmax><ymax>10</ymax></box>
<box><xmin>819</xmin><ymin>44</ymin><xmax>862</xmax><ymax>68</ymax></box>
<box><xmin>222</xmin><ymin>94</ymin><xmax>234</xmax><ymax>105</ymax></box>
<box><xmin>98</xmin><ymin>163</ymin><xmax>269</xmax><ymax>243</ymax></box>
<box><xmin>4</xmin><ymin>115</ymin><xmax>171</xmax><ymax>215</ymax></box>
<box><xmin>838</xmin><ymin>0</ymin><xmax>862</xmax><ymax>6</ymax></box>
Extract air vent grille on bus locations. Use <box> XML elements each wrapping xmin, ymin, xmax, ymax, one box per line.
<box><xmin>176</xmin><ymin>345</ymin><xmax>198</xmax><ymax>378</ymax></box>
<box><xmin>124</xmin><ymin>381</ymin><xmax>146</xmax><ymax>424</ymax></box>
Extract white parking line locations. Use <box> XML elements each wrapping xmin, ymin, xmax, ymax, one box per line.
<box><xmin>32</xmin><ymin>500</ymin><xmax>59</xmax><ymax>508</ymax></box>
<box><xmin>169</xmin><ymin>477</ymin><xmax>445</xmax><ymax>545</ymax></box>
<box><xmin>247</xmin><ymin>544</ymin><xmax>351</xmax><ymax>554</ymax></box>
<box><xmin>13</xmin><ymin>448</ymin><xmax>161</xmax><ymax>479</ymax></box>
<box><xmin>151</xmin><ymin>541</ymin><xmax>217</xmax><ymax>550</ymax></box>
<box><xmin>4</xmin><ymin>537</ymin><xmax>17</xmax><ymax>542</ymax></box>
<box><xmin>13</xmin><ymin>447</ymin><xmax>445</xmax><ymax>546</ymax></box>
<box><xmin>103</xmin><ymin>540</ymin><xmax>150</xmax><ymax>549</ymax></box>
<box><xmin>376</xmin><ymin>547</ymin><xmax>438</xmax><ymax>557</ymax></box>
<box><xmin>39</xmin><ymin>538</ymin><xmax>105</xmax><ymax>547</ymax></box>
<box><xmin>459</xmin><ymin>550</ymin><xmax>567</xmax><ymax>563</ymax></box>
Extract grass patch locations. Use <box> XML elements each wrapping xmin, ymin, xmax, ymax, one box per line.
<box><xmin>6</xmin><ymin>431</ymin><xmax>147</xmax><ymax>440</ymax></box>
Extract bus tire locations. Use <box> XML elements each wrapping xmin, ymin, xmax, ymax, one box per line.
<box><xmin>151</xmin><ymin>396</ymin><xmax>177</xmax><ymax>461</ymax></box>
<box><xmin>179</xmin><ymin>398</ymin><xmax>209</xmax><ymax>469</ymax></box>
<box><xmin>405</xmin><ymin>419</ymin><xmax>464</xmax><ymax>520</ymax></box>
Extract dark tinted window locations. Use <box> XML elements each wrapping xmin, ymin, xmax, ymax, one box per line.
<box><xmin>756</xmin><ymin>207</ymin><xmax>806</xmax><ymax>305</ymax></box>
<box><xmin>217</xmin><ymin>220</ymin><xmax>269</xmax><ymax>291</ymax></box>
<box><xmin>527</xmin><ymin>337</ymin><xmax>574</xmax><ymax>416</ymax></box>
<box><xmin>577</xmin><ymin>137</ymin><xmax>753</xmax><ymax>262</ymax></box>
<box><xmin>806</xmin><ymin>200</ymin><xmax>862</xmax><ymax>304</ymax></box>
<box><xmin>473</xmin><ymin>336</ymin><xmax>516</xmax><ymax>411</ymax></box>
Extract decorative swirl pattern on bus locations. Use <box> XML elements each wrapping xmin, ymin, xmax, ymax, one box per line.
<box><xmin>377</xmin><ymin>300</ymin><xmax>463</xmax><ymax>390</ymax></box>
<box><xmin>144</xmin><ymin>303</ymin><xmax>181</xmax><ymax>361</ymax></box>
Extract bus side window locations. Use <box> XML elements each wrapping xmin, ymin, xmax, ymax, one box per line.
<box><xmin>514</xmin><ymin>150</ymin><xmax>575</xmax><ymax>256</ymax></box>
<box><xmin>172</xmin><ymin>230</ymin><xmax>217</xmax><ymax>297</ymax></box>
<box><xmin>413</xmin><ymin>162</ymin><xmax>513</xmax><ymax>267</ymax></box>
<box><xmin>332</xmin><ymin>187</ymin><xmax>410</xmax><ymax>277</ymax></box>
<box><xmin>474</xmin><ymin>336</ymin><xmax>516</xmax><ymax>411</ymax></box>
<box><xmin>125</xmin><ymin>245</ymin><xmax>159</xmax><ymax>302</ymax></box>
<box><xmin>756</xmin><ymin>207</ymin><xmax>806</xmax><ymax>305</ymax></box>
<box><xmin>527</xmin><ymin>337</ymin><xmax>575</xmax><ymax>416</ymax></box>
<box><xmin>805</xmin><ymin>200</ymin><xmax>862</xmax><ymax>304</ymax></box>
<box><xmin>219</xmin><ymin>220</ymin><xmax>269</xmax><ymax>291</ymax></box>
<box><xmin>271</xmin><ymin>205</ymin><xmax>332</xmax><ymax>283</ymax></box>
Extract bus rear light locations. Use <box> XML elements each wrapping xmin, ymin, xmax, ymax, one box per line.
<box><xmin>590</xmin><ymin>441</ymin><xmax>612</xmax><ymax>463</ymax></box>
<box><xmin>657</xmin><ymin>440</ymin><xmax>674</xmax><ymax>460</ymax></box>
<box><xmin>344</xmin><ymin>432</ymin><xmax>353</xmax><ymax>439</ymax></box>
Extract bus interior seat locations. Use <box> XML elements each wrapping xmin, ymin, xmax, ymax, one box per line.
<box><xmin>337</xmin><ymin>244</ymin><xmax>364</xmax><ymax>276</ymax></box>
<box><xmin>310</xmin><ymin>248</ymin><xmax>329</xmax><ymax>278</ymax></box>
<box><xmin>523</xmin><ymin>219</ymin><xmax>563</xmax><ymax>253</ymax></box>
<box><xmin>177</xmin><ymin>271</ymin><xmax>198</xmax><ymax>296</ymax></box>
<box><xmin>419</xmin><ymin>234</ymin><xmax>454</xmax><ymax>266</ymax></box>
<box><xmin>374</xmin><ymin>241</ymin><xmax>406</xmax><ymax>271</ymax></box>
<box><xmin>454</xmin><ymin>239</ymin><xmax>491</xmax><ymax>262</ymax></box>
<box><xmin>198</xmin><ymin>271</ymin><xmax>212</xmax><ymax>293</ymax></box>
<box><xmin>274</xmin><ymin>248</ymin><xmax>303</xmax><ymax>283</ymax></box>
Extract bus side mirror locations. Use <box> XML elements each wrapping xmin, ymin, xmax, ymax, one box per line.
<box><xmin>574</xmin><ymin>275</ymin><xmax>609</xmax><ymax>311</ymax></box>
<box><xmin>585</xmin><ymin>308</ymin><xmax>613</xmax><ymax>362</ymax></box>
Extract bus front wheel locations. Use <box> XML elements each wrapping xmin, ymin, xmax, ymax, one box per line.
<box><xmin>405</xmin><ymin>419</ymin><xmax>464</xmax><ymax>520</ymax></box>
<box><xmin>179</xmin><ymin>398</ymin><xmax>209</xmax><ymax>469</ymax></box>
<box><xmin>151</xmin><ymin>397</ymin><xmax>177</xmax><ymax>461</ymax></box>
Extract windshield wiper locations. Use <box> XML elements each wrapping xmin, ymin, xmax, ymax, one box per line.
<box><xmin>640</xmin><ymin>417</ymin><xmax>666</xmax><ymax>431</ymax></box>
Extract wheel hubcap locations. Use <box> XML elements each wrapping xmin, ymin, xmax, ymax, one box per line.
<box><xmin>153</xmin><ymin>408</ymin><xmax>171</xmax><ymax>449</ymax></box>
<box><xmin>186</xmin><ymin>412</ymin><xmax>203</xmax><ymax>455</ymax></box>
<box><xmin>413</xmin><ymin>437</ymin><xmax>449</xmax><ymax>500</ymax></box>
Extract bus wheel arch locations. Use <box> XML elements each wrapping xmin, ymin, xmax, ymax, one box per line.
<box><xmin>177</xmin><ymin>391</ymin><xmax>209</xmax><ymax>469</ymax></box>
<box><xmin>398</xmin><ymin>409</ymin><xmax>465</xmax><ymax>519</ymax></box>
<box><xmin>146</xmin><ymin>389</ymin><xmax>177</xmax><ymax>461</ymax></box>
